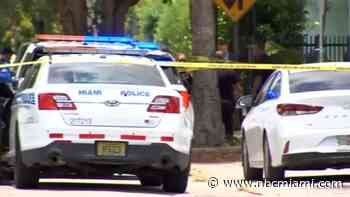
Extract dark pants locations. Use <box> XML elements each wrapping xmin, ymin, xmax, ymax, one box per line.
<box><xmin>0</xmin><ymin>84</ymin><xmax>14</xmax><ymax>151</ymax></box>
<box><xmin>222</xmin><ymin>101</ymin><xmax>234</xmax><ymax>137</ymax></box>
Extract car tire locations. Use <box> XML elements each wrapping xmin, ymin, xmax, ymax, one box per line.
<box><xmin>0</xmin><ymin>168</ymin><xmax>4</xmax><ymax>184</ymax></box>
<box><xmin>163</xmin><ymin>166</ymin><xmax>189</xmax><ymax>193</ymax></box>
<box><xmin>138</xmin><ymin>175</ymin><xmax>162</xmax><ymax>187</ymax></box>
<box><xmin>15</xmin><ymin>131</ymin><xmax>39</xmax><ymax>189</ymax></box>
<box><xmin>0</xmin><ymin>165</ymin><xmax>13</xmax><ymax>184</ymax></box>
<box><xmin>263</xmin><ymin>136</ymin><xmax>284</xmax><ymax>180</ymax></box>
<box><xmin>242</xmin><ymin>137</ymin><xmax>263</xmax><ymax>180</ymax></box>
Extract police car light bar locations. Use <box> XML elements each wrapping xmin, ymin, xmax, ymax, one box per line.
<box><xmin>36</xmin><ymin>34</ymin><xmax>135</xmax><ymax>44</ymax></box>
<box><xmin>85</xmin><ymin>36</ymin><xmax>134</xmax><ymax>44</ymax></box>
<box><xmin>135</xmin><ymin>41</ymin><xmax>160</xmax><ymax>50</ymax></box>
<box><xmin>36</xmin><ymin>34</ymin><xmax>84</xmax><ymax>41</ymax></box>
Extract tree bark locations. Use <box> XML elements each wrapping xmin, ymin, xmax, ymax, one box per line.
<box><xmin>101</xmin><ymin>0</ymin><xmax>140</xmax><ymax>35</ymax></box>
<box><xmin>191</xmin><ymin>0</ymin><xmax>225</xmax><ymax>147</ymax></box>
<box><xmin>57</xmin><ymin>0</ymin><xmax>87</xmax><ymax>35</ymax></box>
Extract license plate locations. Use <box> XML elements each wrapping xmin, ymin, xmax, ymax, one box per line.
<box><xmin>96</xmin><ymin>141</ymin><xmax>126</xmax><ymax>157</ymax></box>
<box><xmin>336</xmin><ymin>135</ymin><xmax>350</xmax><ymax>146</ymax></box>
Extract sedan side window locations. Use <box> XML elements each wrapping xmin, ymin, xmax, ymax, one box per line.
<box><xmin>264</xmin><ymin>73</ymin><xmax>282</xmax><ymax>102</ymax></box>
<box><xmin>253</xmin><ymin>72</ymin><xmax>277</xmax><ymax>106</ymax></box>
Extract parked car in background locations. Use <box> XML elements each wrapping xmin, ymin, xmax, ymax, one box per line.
<box><xmin>237</xmin><ymin>64</ymin><xmax>350</xmax><ymax>180</ymax></box>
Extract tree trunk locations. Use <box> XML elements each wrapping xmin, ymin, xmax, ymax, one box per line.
<box><xmin>57</xmin><ymin>0</ymin><xmax>87</xmax><ymax>35</ymax></box>
<box><xmin>191</xmin><ymin>0</ymin><xmax>225</xmax><ymax>147</ymax></box>
<box><xmin>101</xmin><ymin>0</ymin><xmax>140</xmax><ymax>35</ymax></box>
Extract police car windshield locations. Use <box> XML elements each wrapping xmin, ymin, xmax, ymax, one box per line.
<box><xmin>48</xmin><ymin>63</ymin><xmax>165</xmax><ymax>86</ymax></box>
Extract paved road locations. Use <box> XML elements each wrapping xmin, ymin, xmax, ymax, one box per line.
<box><xmin>1</xmin><ymin>162</ymin><xmax>350</xmax><ymax>197</ymax></box>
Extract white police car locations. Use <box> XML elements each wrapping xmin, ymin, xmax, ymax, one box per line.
<box><xmin>5</xmin><ymin>54</ymin><xmax>193</xmax><ymax>193</ymax></box>
<box><xmin>13</xmin><ymin>34</ymin><xmax>194</xmax><ymax>131</ymax></box>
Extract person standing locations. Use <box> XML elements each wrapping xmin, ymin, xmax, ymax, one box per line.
<box><xmin>215</xmin><ymin>40</ymin><xmax>242</xmax><ymax>140</ymax></box>
<box><xmin>218</xmin><ymin>70</ymin><xmax>241</xmax><ymax>140</ymax></box>
<box><xmin>249</xmin><ymin>39</ymin><xmax>273</xmax><ymax>98</ymax></box>
<box><xmin>0</xmin><ymin>47</ymin><xmax>14</xmax><ymax>152</ymax></box>
<box><xmin>0</xmin><ymin>47</ymin><xmax>13</xmax><ymax>64</ymax></box>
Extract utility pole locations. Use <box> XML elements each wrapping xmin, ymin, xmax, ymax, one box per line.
<box><xmin>320</xmin><ymin>0</ymin><xmax>327</xmax><ymax>62</ymax></box>
<box><xmin>232</xmin><ymin>22</ymin><xmax>239</xmax><ymax>61</ymax></box>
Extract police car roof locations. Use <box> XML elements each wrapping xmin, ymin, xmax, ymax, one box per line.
<box><xmin>38</xmin><ymin>54</ymin><xmax>156</xmax><ymax>66</ymax></box>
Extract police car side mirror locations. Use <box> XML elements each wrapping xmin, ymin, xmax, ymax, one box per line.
<box><xmin>12</xmin><ymin>79</ymin><xmax>19</xmax><ymax>90</ymax></box>
<box><xmin>12</xmin><ymin>77</ymin><xmax>24</xmax><ymax>91</ymax></box>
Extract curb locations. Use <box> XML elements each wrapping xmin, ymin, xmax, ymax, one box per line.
<box><xmin>192</xmin><ymin>146</ymin><xmax>241</xmax><ymax>163</ymax></box>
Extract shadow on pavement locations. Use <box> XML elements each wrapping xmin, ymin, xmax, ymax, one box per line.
<box><xmin>37</xmin><ymin>182</ymin><xmax>166</xmax><ymax>194</ymax></box>
<box><xmin>27</xmin><ymin>176</ymin><xmax>184</xmax><ymax>196</ymax></box>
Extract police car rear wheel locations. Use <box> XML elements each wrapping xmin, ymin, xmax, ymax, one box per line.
<box><xmin>138</xmin><ymin>175</ymin><xmax>162</xmax><ymax>187</ymax></box>
<box><xmin>15</xmin><ymin>131</ymin><xmax>39</xmax><ymax>189</ymax></box>
<box><xmin>163</xmin><ymin>167</ymin><xmax>189</xmax><ymax>193</ymax></box>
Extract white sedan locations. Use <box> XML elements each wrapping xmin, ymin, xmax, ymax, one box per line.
<box><xmin>4</xmin><ymin>54</ymin><xmax>193</xmax><ymax>193</ymax></box>
<box><xmin>238</xmin><ymin>68</ymin><xmax>350</xmax><ymax>180</ymax></box>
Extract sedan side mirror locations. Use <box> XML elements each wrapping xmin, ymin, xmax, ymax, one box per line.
<box><xmin>236</xmin><ymin>95</ymin><xmax>253</xmax><ymax>117</ymax></box>
<box><xmin>236</xmin><ymin>95</ymin><xmax>253</xmax><ymax>109</ymax></box>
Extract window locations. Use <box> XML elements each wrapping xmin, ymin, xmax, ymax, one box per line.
<box><xmin>289</xmin><ymin>71</ymin><xmax>350</xmax><ymax>93</ymax></box>
<box><xmin>18</xmin><ymin>53</ymin><xmax>34</xmax><ymax>78</ymax></box>
<box><xmin>268</xmin><ymin>73</ymin><xmax>282</xmax><ymax>97</ymax></box>
<box><xmin>48</xmin><ymin>63</ymin><xmax>165</xmax><ymax>86</ymax></box>
<box><xmin>161</xmin><ymin>67</ymin><xmax>182</xmax><ymax>85</ymax></box>
<box><xmin>253</xmin><ymin>72</ymin><xmax>281</xmax><ymax>105</ymax></box>
<box><xmin>18</xmin><ymin>64</ymin><xmax>41</xmax><ymax>91</ymax></box>
<box><xmin>14</xmin><ymin>43</ymin><xmax>30</xmax><ymax>63</ymax></box>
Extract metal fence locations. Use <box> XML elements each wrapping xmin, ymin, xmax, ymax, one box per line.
<box><xmin>303</xmin><ymin>35</ymin><xmax>349</xmax><ymax>63</ymax></box>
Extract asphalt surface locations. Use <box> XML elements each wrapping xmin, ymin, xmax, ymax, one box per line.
<box><xmin>1</xmin><ymin>162</ymin><xmax>350</xmax><ymax>197</ymax></box>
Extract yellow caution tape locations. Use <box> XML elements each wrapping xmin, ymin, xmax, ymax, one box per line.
<box><xmin>166</xmin><ymin>62</ymin><xmax>350</xmax><ymax>71</ymax></box>
<box><xmin>1</xmin><ymin>59</ymin><xmax>350</xmax><ymax>71</ymax></box>
<box><xmin>0</xmin><ymin>60</ymin><xmax>47</xmax><ymax>69</ymax></box>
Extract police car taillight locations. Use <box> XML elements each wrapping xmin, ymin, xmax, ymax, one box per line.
<box><xmin>39</xmin><ymin>93</ymin><xmax>77</xmax><ymax>110</ymax></box>
<box><xmin>148</xmin><ymin>96</ymin><xmax>180</xmax><ymax>113</ymax></box>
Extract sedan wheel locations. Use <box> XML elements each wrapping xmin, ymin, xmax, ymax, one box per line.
<box><xmin>242</xmin><ymin>137</ymin><xmax>263</xmax><ymax>180</ymax></box>
<box><xmin>263</xmin><ymin>136</ymin><xmax>284</xmax><ymax>180</ymax></box>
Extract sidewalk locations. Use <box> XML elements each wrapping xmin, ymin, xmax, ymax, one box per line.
<box><xmin>192</xmin><ymin>146</ymin><xmax>241</xmax><ymax>163</ymax></box>
<box><xmin>192</xmin><ymin>130</ymin><xmax>242</xmax><ymax>163</ymax></box>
